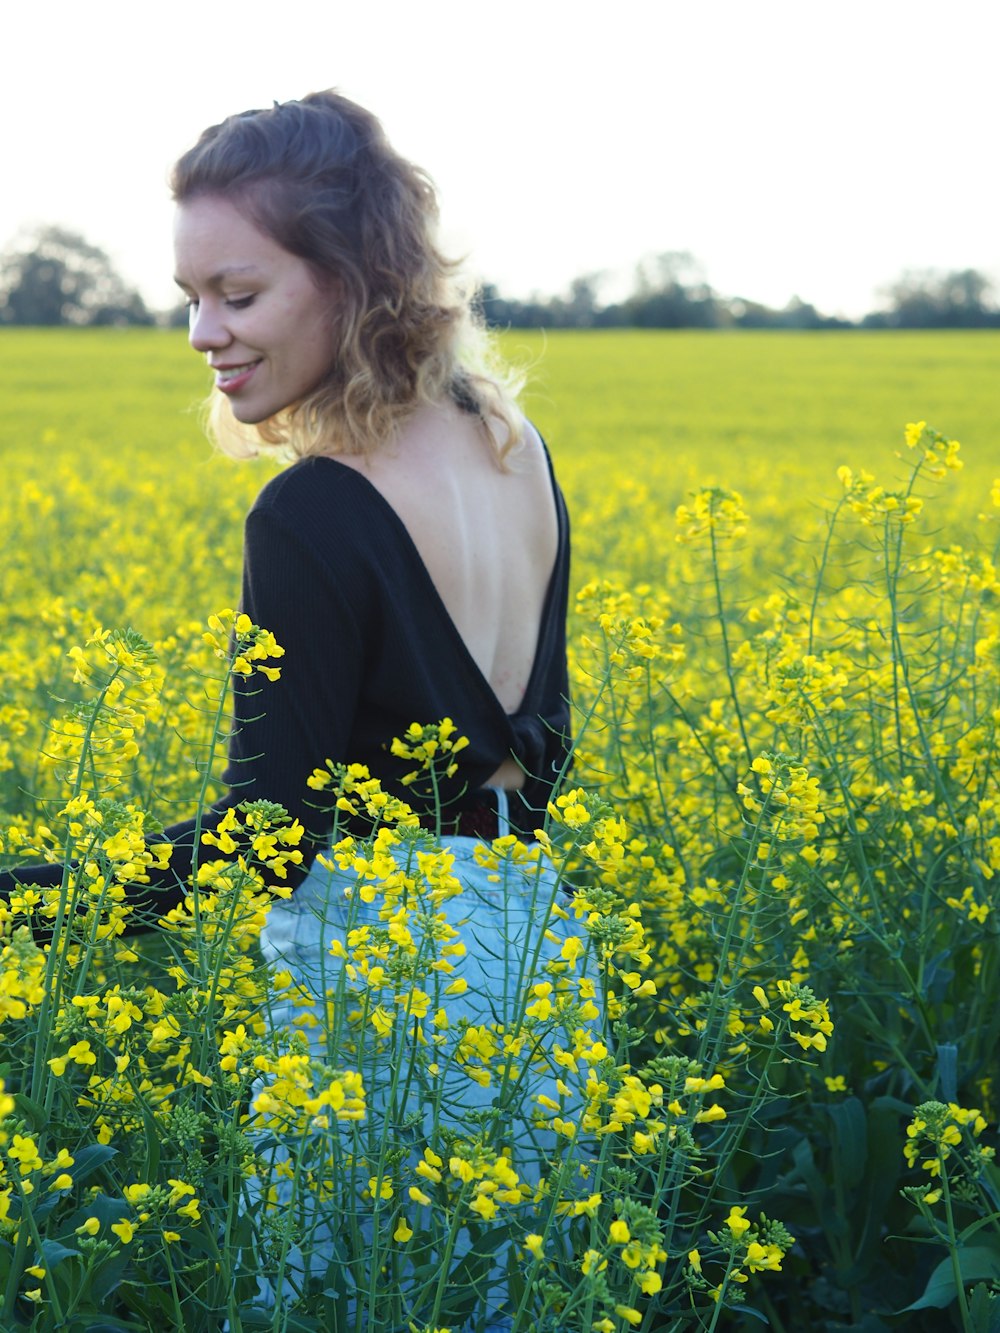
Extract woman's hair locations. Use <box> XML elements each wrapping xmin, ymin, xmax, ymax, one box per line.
<box><xmin>171</xmin><ymin>91</ymin><xmax>523</xmax><ymax>462</ymax></box>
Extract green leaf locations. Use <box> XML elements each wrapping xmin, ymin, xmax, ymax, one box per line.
<box><xmin>791</xmin><ymin>1136</ymin><xmax>829</xmax><ymax>1212</ymax></box>
<box><xmin>935</xmin><ymin>1041</ymin><xmax>958</xmax><ymax>1102</ymax></box>
<box><xmin>137</xmin><ymin>1098</ymin><xmax>160</xmax><ymax>1181</ymax></box>
<box><xmin>281</xmin><ymin>1314</ymin><xmax>320</xmax><ymax>1332</ymax></box>
<box><xmin>841</xmin><ymin>1099</ymin><xmax>904</xmax><ymax>1286</ymax></box>
<box><xmin>78</xmin><ymin>1319</ymin><xmax>142</xmax><ymax>1332</ymax></box>
<box><xmin>85</xmin><ymin>1193</ymin><xmax>131</xmax><ymax>1226</ymax></box>
<box><xmin>71</xmin><ymin>1143</ymin><xmax>118</xmax><ymax>1183</ymax></box>
<box><xmin>30</xmin><ymin>1192</ymin><xmax>65</xmax><ymax>1222</ymax></box>
<box><xmin>437</xmin><ymin>1225</ymin><xmax>512</xmax><ymax>1324</ymax></box>
<box><xmin>827</xmin><ymin>1096</ymin><xmax>868</xmax><ymax>1190</ymax></box>
<box><xmin>792</xmin><ymin>1136</ymin><xmax>848</xmax><ymax>1239</ymax></box>
<box><xmin>13</xmin><ymin>1092</ymin><xmax>46</xmax><ymax>1130</ymax></box>
<box><xmin>39</xmin><ymin>1238</ymin><xmax>81</xmax><ymax>1270</ymax></box>
<box><xmin>899</xmin><ymin>1246</ymin><xmax>1000</xmax><ymax>1312</ymax></box>
<box><xmin>967</xmin><ymin>1282</ymin><xmax>999</xmax><ymax>1333</ymax></box>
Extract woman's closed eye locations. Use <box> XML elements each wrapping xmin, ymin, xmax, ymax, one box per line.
<box><xmin>182</xmin><ymin>295</ymin><xmax>256</xmax><ymax>310</ymax></box>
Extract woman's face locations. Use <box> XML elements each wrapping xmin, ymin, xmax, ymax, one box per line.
<box><xmin>173</xmin><ymin>194</ymin><xmax>336</xmax><ymax>424</ymax></box>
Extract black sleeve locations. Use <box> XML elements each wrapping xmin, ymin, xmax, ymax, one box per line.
<box><xmin>214</xmin><ymin>500</ymin><xmax>366</xmax><ymax>853</ymax></box>
<box><xmin>0</xmin><ymin>499</ymin><xmax>366</xmax><ymax>933</ymax></box>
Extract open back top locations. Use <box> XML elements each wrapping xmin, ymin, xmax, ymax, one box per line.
<box><xmin>0</xmin><ymin>434</ymin><xmax>572</xmax><ymax>918</ymax></box>
<box><xmin>220</xmin><ymin>438</ymin><xmax>572</xmax><ymax>855</ymax></box>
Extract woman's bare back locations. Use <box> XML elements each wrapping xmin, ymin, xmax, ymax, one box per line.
<box><xmin>333</xmin><ymin>402</ymin><xmax>558</xmax><ymax>787</ymax></box>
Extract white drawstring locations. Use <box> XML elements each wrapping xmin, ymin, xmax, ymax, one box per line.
<box><xmin>487</xmin><ymin>785</ymin><xmax>511</xmax><ymax>838</ymax></box>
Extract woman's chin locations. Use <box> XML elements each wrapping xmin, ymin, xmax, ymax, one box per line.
<box><xmin>223</xmin><ymin>397</ymin><xmax>274</xmax><ymax>427</ymax></box>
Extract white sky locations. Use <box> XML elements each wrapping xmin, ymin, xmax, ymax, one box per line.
<box><xmin>3</xmin><ymin>0</ymin><xmax>998</xmax><ymax>319</ymax></box>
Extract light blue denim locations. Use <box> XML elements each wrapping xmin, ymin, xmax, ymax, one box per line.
<box><xmin>252</xmin><ymin>791</ymin><xmax>599</xmax><ymax>1332</ymax></box>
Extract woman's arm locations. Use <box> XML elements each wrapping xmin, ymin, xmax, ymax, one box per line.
<box><xmin>0</xmin><ymin>494</ymin><xmax>366</xmax><ymax>933</ymax></box>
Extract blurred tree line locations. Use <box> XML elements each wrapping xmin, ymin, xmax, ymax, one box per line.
<box><xmin>0</xmin><ymin>226</ymin><xmax>152</xmax><ymax>326</ymax></box>
<box><xmin>479</xmin><ymin>252</ymin><xmax>1000</xmax><ymax>330</ymax></box>
<box><xmin>1</xmin><ymin>228</ymin><xmax>998</xmax><ymax>330</ymax></box>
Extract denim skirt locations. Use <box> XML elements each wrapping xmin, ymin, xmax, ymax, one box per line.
<box><xmin>252</xmin><ymin>793</ymin><xmax>600</xmax><ymax>1331</ymax></box>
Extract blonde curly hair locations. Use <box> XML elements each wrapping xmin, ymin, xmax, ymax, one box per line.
<box><xmin>171</xmin><ymin>90</ymin><xmax>523</xmax><ymax>463</ymax></box>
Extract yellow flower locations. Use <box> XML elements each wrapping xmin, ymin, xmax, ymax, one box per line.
<box><xmin>369</xmin><ymin>1005</ymin><xmax>394</xmax><ymax>1038</ymax></box>
<box><xmin>449</xmin><ymin>1157</ymin><xmax>475</xmax><ymax>1184</ymax></box>
<box><xmin>694</xmin><ymin>1104</ymin><xmax>727</xmax><ymax>1124</ymax></box>
<box><xmin>416</xmin><ymin>1160</ymin><xmax>442</xmax><ymax>1186</ymax></box>
<box><xmin>581</xmin><ymin>1248</ymin><xmax>607</xmax><ymax>1276</ymax></box>
<box><xmin>8</xmin><ymin>1135</ymin><xmax>43</xmax><ymax>1175</ymax></box>
<box><xmin>368</xmin><ymin>1176</ymin><xmax>393</xmax><ymax>1201</ymax></box>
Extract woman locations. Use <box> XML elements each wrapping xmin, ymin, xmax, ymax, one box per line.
<box><xmin>172</xmin><ymin>92</ymin><xmax>587</xmax><ymax>1330</ymax></box>
<box><xmin>3</xmin><ymin>92</ymin><xmax>571</xmax><ymax>902</ymax></box>
<box><xmin>6</xmin><ymin>93</ymin><xmax>591</xmax><ymax>1327</ymax></box>
<box><xmin>169</xmin><ymin>90</ymin><xmax>571</xmax><ymax>873</ymax></box>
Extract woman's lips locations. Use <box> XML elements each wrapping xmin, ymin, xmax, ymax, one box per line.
<box><xmin>214</xmin><ymin>361</ymin><xmax>260</xmax><ymax>394</ymax></box>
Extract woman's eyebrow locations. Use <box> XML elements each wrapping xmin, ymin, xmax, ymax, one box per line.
<box><xmin>173</xmin><ymin>264</ymin><xmax>263</xmax><ymax>289</ymax></box>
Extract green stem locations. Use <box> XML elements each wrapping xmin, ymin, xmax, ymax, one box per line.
<box><xmin>705</xmin><ymin>1246</ymin><xmax>739</xmax><ymax>1333</ymax></box>
<box><xmin>709</xmin><ymin>523</ymin><xmax>752</xmax><ymax>767</ymax></box>
<box><xmin>29</xmin><ymin>667</ymin><xmax>125</xmax><ymax>1101</ymax></box>
<box><xmin>427</xmin><ymin>1180</ymin><xmax>476</xmax><ymax>1330</ymax></box>
<box><xmin>940</xmin><ymin>1162</ymin><xmax>973</xmax><ymax>1332</ymax></box>
<box><xmin>806</xmin><ymin>496</ymin><xmax>848</xmax><ymax>657</ymax></box>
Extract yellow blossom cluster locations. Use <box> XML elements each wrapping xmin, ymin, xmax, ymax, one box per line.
<box><xmin>689</xmin><ymin>1208</ymin><xmax>795</xmax><ymax>1299</ymax></box>
<box><xmin>389</xmin><ymin>717</ymin><xmax>470</xmax><ymax>785</ymax></box>
<box><xmin>43</xmin><ymin>628</ymin><xmax>162</xmax><ymax>789</ymax></box>
<box><xmin>675</xmin><ymin>487</ymin><xmax>749</xmax><ymax>543</ymax></box>
<box><xmin>738</xmin><ymin>754</ymin><xmax>828</xmax><ymax>845</ymax></box>
<box><xmin>903</xmin><ymin>1101</ymin><xmax>993</xmax><ymax>1178</ymax></box>
<box><xmin>202</xmin><ymin>608</ymin><xmax>285</xmax><ymax>681</ymax></box>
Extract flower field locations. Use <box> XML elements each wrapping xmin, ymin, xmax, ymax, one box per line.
<box><xmin>1</xmin><ymin>327</ymin><xmax>1000</xmax><ymax>1331</ymax></box>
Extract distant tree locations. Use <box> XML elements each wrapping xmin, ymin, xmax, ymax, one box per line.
<box><xmin>564</xmin><ymin>274</ymin><xmax>604</xmax><ymax>327</ymax></box>
<box><xmin>867</xmin><ymin>267</ymin><xmax>1000</xmax><ymax>328</ymax></box>
<box><xmin>476</xmin><ymin>282</ymin><xmax>562</xmax><ymax>330</ymax></box>
<box><xmin>728</xmin><ymin>294</ymin><xmax>849</xmax><ymax>330</ymax></box>
<box><xmin>623</xmin><ymin>251</ymin><xmax>721</xmax><ymax>327</ymax></box>
<box><xmin>0</xmin><ymin>225</ymin><xmax>152</xmax><ymax>326</ymax></box>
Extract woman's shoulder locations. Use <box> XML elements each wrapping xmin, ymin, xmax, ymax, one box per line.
<box><xmin>247</xmin><ymin>456</ymin><xmax>403</xmax><ymax>560</ymax></box>
<box><xmin>250</xmin><ymin>454</ymin><xmax>376</xmax><ymax>515</ymax></box>
<box><xmin>244</xmin><ymin>456</ymin><xmax>404</xmax><ymax>585</ymax></box>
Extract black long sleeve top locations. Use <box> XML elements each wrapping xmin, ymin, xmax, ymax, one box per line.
<box><xmin>0</xmin><ymin>442</ymin><xmax>572</xmax><ymax>925</ymax></box>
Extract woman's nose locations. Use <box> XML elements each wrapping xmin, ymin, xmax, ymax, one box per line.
<box><xmin>188</xmin><ymin>301</ymin><xmax>230</xmax><ymax>353</ymax></box>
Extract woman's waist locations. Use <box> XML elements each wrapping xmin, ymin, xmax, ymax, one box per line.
<box><xmin>417</xmin><ymin>785</ymin><xmax>538</xmax><ymax>843</ymax></box>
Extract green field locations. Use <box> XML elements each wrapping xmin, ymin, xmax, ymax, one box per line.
<box><xmin>4</xmin><ymin>326</ymin><xmax>998</xmax><ymax>612</ymax></box>
<box><xmin>1</xmin><ymin>328</ymin><xmax>999</xmax><ymax>1330</ymax></box>
<box><xmin>5</xmin><ymin>325</ymin><xmax>999</xmax><ymax>480</ymax></box>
